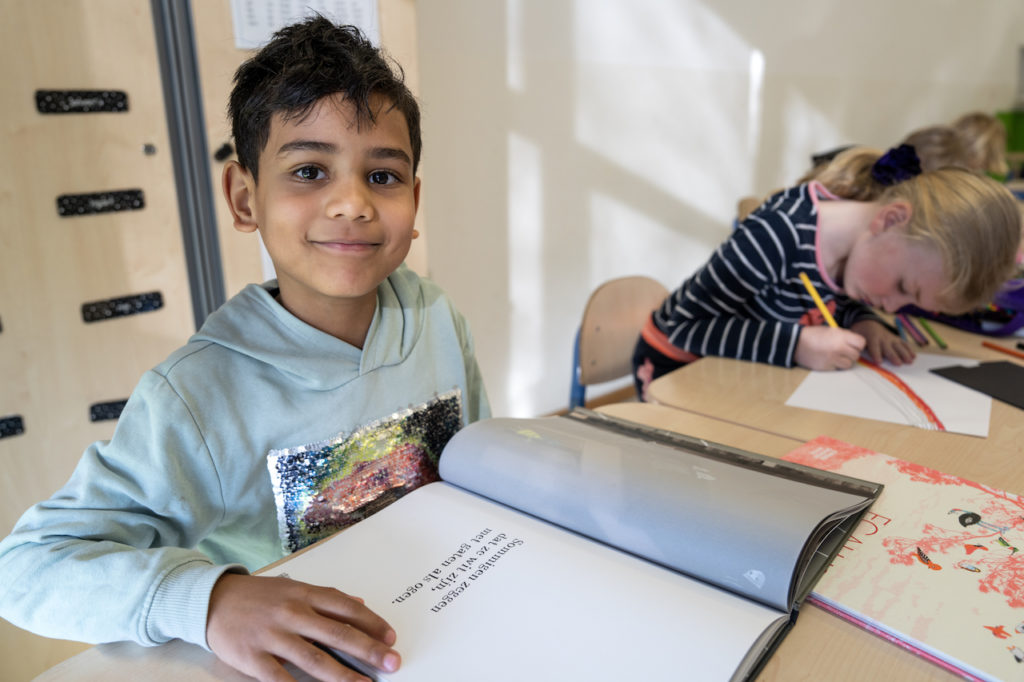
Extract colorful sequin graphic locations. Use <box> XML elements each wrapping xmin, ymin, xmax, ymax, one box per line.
<box><xmin>268</xmin><ymin>390</ymin><xmax>463</xmax><ymax>553</ymax></box>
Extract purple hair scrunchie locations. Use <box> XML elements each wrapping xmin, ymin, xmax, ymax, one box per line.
<box><xmin>871</xmin><ymin>144</ymin><xmax>923</xmax><ymax>186</ymax></box>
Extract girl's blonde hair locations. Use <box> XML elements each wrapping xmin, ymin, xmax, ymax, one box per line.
<box><xmin>880</xmin><ymin>168</ymin><xmax>1022</xmax><ymax>312</ymax></box>
<box><xmin>812</xmin><ymin>147</ymin><xmax>890</xmax><ymax>201</ymax></box>
<box><xmin>951</xmin><ymin>111</ymin><xmax>1009</xmax><ymax>177</ymax></box>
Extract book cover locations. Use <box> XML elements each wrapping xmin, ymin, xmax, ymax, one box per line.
<box><xmin>782</xmin><ymin>436</ymin><xmax>1024</xmax><ymax>681</ymax></box>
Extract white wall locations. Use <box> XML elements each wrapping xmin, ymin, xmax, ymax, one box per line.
<box><xmin>416</xmin><ymin>0</ymin><xmax>1024</xmax><ymax>417</ymax></box>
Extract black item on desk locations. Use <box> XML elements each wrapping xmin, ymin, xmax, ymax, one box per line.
<box><xmin>930</xmin><ymin>361</ymin><xmax>1024</xmax><ymax>411</ymax></box>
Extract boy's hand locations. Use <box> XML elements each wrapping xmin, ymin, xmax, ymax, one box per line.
<box><xmin>207</xmin><ymin>573</ymin><xmax>401</xmax><ymax>682</ymax></box>
<box><xmin>794</xmin><ymin>325</ymin><xmax>865</xmax><ymax>371</ymax></box>
<box><xmin>851</xmin><ymin>319</ymin><xmax>915</xmax><ymax>366</ymax></box>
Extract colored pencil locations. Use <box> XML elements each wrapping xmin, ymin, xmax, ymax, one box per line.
<box><xmin>982</xmin><ymin>340</ymin><xmax>1024</xmax><ymax>361</ymax></box>
<box><xmin>897</xmin><ymin>313</ymin><xmax>928</xmax><ymax>347</ymax></box>
<box><xmin>905</xmin><ymin>313</ymin><xmax>929</xmax><ymax>346</ymax></box>
<box><xmin>798</xmin><ymin>272</ymin><xmax>838</xmax><ymax>328</ymax></box>
<box><xmin>894</xmin><ymin>317</ymin><xmax>909</xmax><ymax>342</ymax></box>
<box><xmin>915</xmin><ymin>317</ymin><xmax>947</xmax><ymax>350</ymax></box>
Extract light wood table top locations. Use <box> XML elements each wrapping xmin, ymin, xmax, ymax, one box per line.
<box><xmin>647</xmin><ymin>322</ymin><xmax>1024</xmax><ymax>496</ymax></box>
<box><xmin>35</xmin><ymin>392</ymin><xmax>1012</xmax><ymax>682</ymax></box>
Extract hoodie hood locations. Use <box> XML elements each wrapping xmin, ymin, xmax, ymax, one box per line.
<box><xmin>190</xmin><ymin>265</ymin><xmax>425</xmax><ymax>390</ymax></box>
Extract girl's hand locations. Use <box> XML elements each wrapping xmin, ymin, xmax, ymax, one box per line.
<box><xmin>794</xmin><ymin>326</ymin><xmax>865</xmax><ymax>370</ymax></box>
<box><xmin>851</xmin><ymin>319</ymin><xmax>915</xmax><ymax>365</ymax></box>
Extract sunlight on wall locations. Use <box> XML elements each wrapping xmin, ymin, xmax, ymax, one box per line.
<box><xmin>779</xmin><ymin>90</ymin><xmax>843</xmax><ymax>185</ymax></box>
<box><xmin>747</xmin><ymin>49</ymin><xmax>764</xmax><ymax>159</ymax></box>
<box><xmin>507</xmin><ymin>131</ymin><xmax>545</xmax><ymax>416</ymax></box>
<box><xmin>571</xmin><ymin>0</ymin><xmax>752</xmax><ymax>222</ymax></box>
<box><xmin>497</xmin><ymin>0</ymin><xmax>789</xmax><ymax>415</ymax></box>
<box><xmin>587</xmin><ymin>191</ymin><xmax>716</xmax><ymax>291</ymax></box>
<box><xmin>506</xmin><ymin>0</ymin><xmax>525</xmax><ymax>93</ymax></box>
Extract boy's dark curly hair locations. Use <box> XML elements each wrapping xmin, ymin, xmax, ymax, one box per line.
<box><xmin>228</xmin><ymin>15</ymin><xmax>421</xmax><ymax>180</ymax></box>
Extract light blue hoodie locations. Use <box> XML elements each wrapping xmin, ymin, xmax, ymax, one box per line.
<box><xmin>0</xmin><ymin>265</ymin><xmax>489</xmax><ymax>650</ymax></box>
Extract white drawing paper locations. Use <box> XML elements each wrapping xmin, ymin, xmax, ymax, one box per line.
<box><xmin>784</xmin><ymin>353</ymin><xmax>990</xmax><ymax>437</ymax></box>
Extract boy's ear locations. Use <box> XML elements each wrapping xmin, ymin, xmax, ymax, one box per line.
<box><xmin>222</xmin><ymin>161</ymin><xmax>259</xmax><ymax>234</ymax></box>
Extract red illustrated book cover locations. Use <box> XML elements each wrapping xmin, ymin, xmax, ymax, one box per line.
<box><xmin>783</xmin><ymin>436</ymin><xmax>1024</xmax><ymax>681</ymax></box>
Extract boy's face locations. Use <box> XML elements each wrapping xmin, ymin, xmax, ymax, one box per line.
<box><xmin>841</xmin><ymin>206</ymin><xmax>949</xmax><ymax>313</ymax></box>
<box><xmin>227</xmin><ymin>94</ymin><xmax>419</xmax><ymax>333</ymax></box>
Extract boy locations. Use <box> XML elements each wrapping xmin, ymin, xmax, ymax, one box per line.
<box><xmin>0</xmin><ymin>16</ymin><xmax>489</xmax><ymax>682</ymax></box>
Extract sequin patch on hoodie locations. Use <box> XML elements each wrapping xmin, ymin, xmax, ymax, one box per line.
<box><xmin>268</xmin><ymin>390</ymin><xmax>463</xmax><ymax>553</ymax></box>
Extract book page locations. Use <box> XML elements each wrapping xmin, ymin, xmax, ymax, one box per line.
<box><xmin>438</xmin><ymin>416</ymin><xmax>874</xmax><ymax>610</ymax></box>
<box><xmin>268</xmin><ymin>483</ymin><xmax>788</xmax><ymax>681</ymax></box>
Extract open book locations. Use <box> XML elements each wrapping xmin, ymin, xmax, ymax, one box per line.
<box><xmin>267</xmin><ymin>410</ymin><xmax>882</xmax><ymax>681</ymax></box>
<box><xmin>783</xmin><ymin>436</ymin><xmax>1024</xmax><ymax>682</ymax></box>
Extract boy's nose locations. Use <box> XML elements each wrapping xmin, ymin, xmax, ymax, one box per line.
<box><xmin>327</xmin><ymin>180</ymin><xmax>373</xmax><ymax>221</ymax></box>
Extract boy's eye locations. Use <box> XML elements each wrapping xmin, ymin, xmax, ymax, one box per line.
<box><xmin>368</xmin><ymin>170</ymin><xmax>398</xmax><ymax>185</ymax></box>
<box><xmin>294</xmin><ymin>165</ymin><xmax>325</xmax><ymax>181</ymax></box>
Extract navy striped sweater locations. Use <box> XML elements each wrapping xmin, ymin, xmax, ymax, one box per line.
<box><xmin>651</xmin><ymin>184</ymin><xmax>877</xmax><ymax>367</ymax></box>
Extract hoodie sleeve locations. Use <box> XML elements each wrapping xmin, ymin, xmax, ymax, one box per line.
<box><xmin>0</xmin><ymin>370</ymin><xmax>244</xmax><ymax>649</ymax></box>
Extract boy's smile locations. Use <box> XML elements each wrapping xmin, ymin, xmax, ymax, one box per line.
<box><xmin>225</xmin><ymin>94</ymin><xmax>420</xmax><ymax>346</ymax></box>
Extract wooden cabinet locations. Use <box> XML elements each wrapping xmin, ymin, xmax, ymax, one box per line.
<box><xmin>0</xmin><ymin>0</ymin><xmax>198</xmax><ymax>675</ymax></box>
<box><xmin>0</xmin><ymin>0</ymin><xmax>196</xmax><ymax>533</ymax></box>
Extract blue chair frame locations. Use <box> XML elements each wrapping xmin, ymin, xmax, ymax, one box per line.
<box><xmin>569</xmin><ymin>327</ymin><xmax>585</xmax><ymax>409</ymax></box>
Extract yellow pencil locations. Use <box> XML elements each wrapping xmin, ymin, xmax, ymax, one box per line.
<box><xmin>798</xmin><ymin>272</ymin><xmax>838</xmax><ymax>328</ymax></box>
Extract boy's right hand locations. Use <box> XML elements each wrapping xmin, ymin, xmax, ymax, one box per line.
<box><xmin>794</xmin><ymin>325</ymin><xmax>866</xmax><ymax>371</ymax></box>
<box><xmin>207</xmin><ymin>573</ymin><xmax>401</xmax><ymax>682</ymax></box>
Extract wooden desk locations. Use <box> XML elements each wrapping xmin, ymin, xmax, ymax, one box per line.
<box><xmin>647</xmin><ymin>322</ymin><xmax>1024</xmax><ymax>495</ymax></box>
<box><xmin>34</xmin><ymin>395</ymin><xmax>1015</xmax><ymax>682</ymax></box>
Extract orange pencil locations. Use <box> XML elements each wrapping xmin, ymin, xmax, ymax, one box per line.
<box><xmin>981</xmin><ymin>340</ymin><xmax>1024</xmax><ymax>361</ymax></box>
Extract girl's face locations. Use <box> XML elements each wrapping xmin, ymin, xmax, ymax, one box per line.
<box><xmin>841</xmin><ymin>220</ymin><xmax>950</xmax><ymax>314</ymax></box>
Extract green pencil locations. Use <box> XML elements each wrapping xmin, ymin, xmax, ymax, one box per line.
<box><xmin>915</xmin><ymin>317</ymin><xmax>947</xmax><ymax>350</ymax></box>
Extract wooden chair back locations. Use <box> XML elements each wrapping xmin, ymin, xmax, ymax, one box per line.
<box><xmin>577</xmin><ymin>276</ymin><xmax>669</xmax><ymax>387</ymax></box>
